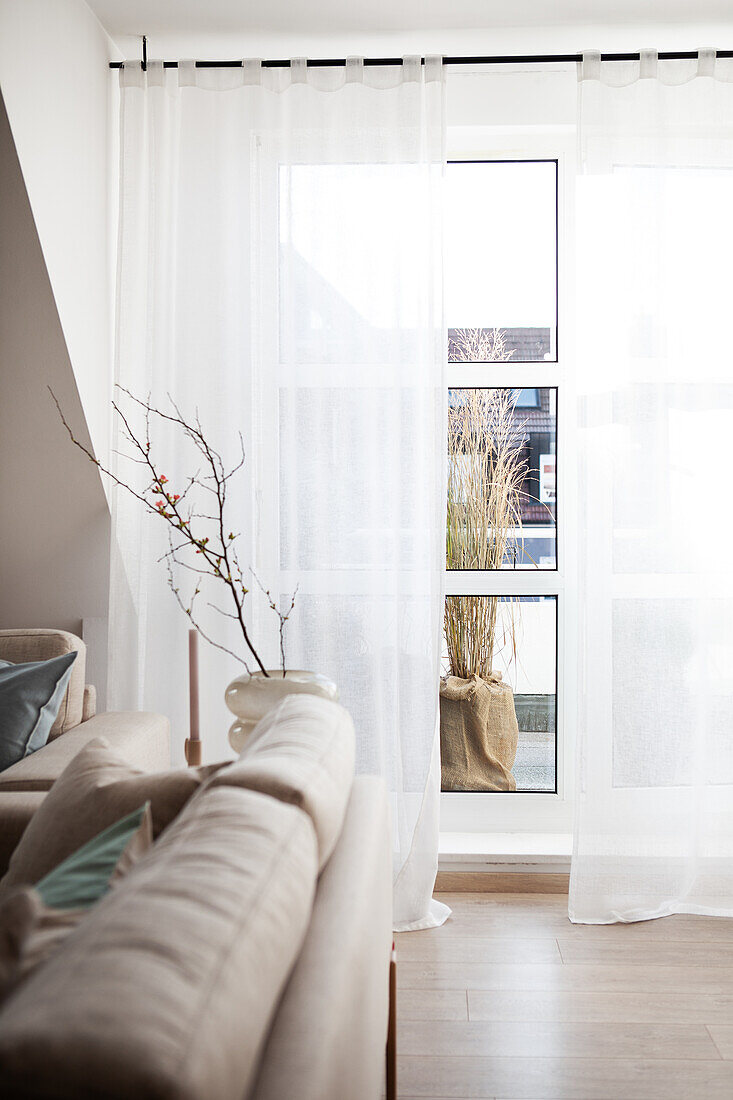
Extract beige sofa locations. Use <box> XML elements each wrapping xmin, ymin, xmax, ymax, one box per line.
<box><xmin>0</xmin><ymin>659</ymin><xmax>393</xmax><ymax>1099</ymax></box>
<box><xmin>0</xmin><ymin>629</ymin><xmax>171</xmax><ymax>874</ymax></box>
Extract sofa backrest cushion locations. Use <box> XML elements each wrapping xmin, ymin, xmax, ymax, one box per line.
<box><xmin>0</xmin><ymin>630</ymin><xmax>86</xmax><ymax>737</ymax></box>
<box><xmin>0</xmin><ymin>786</ymin><xmax>319</xmax><ymax>1100</ymax></box>
<box><xmin>0</xmin><ymin>793</ymin><xmax>46</xmax><ymax>880</ymax></box>
<box><xmin>210</xmin><ymin>694</ymin><xmax>355</xmax><ymax>869</ymax></box>
<box><xmin>0</xmin><ymin>737</ymin><xmax>222</xmax><ymax>895</ymax></box>
<box><xmin>249</xmin><ymin>777</ymin><xmax>392</xmax><ymax>1100</ymax></box>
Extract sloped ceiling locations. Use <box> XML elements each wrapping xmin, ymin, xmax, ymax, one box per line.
<box><xmin>0</xmin><ymin>88</ymin><xmax>110</xmax><ymax>653</ymax></box>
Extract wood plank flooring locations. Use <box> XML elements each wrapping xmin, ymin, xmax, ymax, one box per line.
<box><xmin>394</xmin><ymin>891</ymin><xmax>733</xmax><ymax>1099</ymax></box>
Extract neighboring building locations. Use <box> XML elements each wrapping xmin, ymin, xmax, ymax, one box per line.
<box><xmin>448</xmin><ymin>326</ymin><xmax>552</xmax><ymax>363</ymax></box>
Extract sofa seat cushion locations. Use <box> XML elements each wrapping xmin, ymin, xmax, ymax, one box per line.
<box><xmin>0</xmin><ymin>711</ymin><xmax>171</xmax><ymax>793</ymax></box>
<box><xmin>0</xmin><ymin>629</ymin><xmax>87</xmax><ymax>738</ymax></box>
<box><xmin>210</xmin><ymin>694</ymin><xmax>355</xmax><ymax>869</ymax></box>
<box><xmin>0</xmin><ymin>737</ymin><xmax>220</xmax><ymax>895</ymax></box>
<box><xmin>0</xmin><ymin>786</ymin><xmax>319</xmax><ymax>1100</ymax></box>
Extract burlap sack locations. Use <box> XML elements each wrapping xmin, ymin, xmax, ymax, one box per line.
<box><xmin>440</xmin><ymin>672</ymin><xmax>518</xmax><ymax>792</ymax></box>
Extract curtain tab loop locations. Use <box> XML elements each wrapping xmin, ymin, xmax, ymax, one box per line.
<box><xmin>639</xmin><ymin>48</ymin><xmax>658</xmax><ymax>79</ymax></box>
<box><xmin>345</xmin><ymin>56</ymin><xmax>364</xmax><ymax>83</ymax></box>
<box><xmin>424</xmin><ymin>55</ymin><xmax>444</xmax><ymax>83</ymax></box>
<box><xmin>290</xmin><ymin>57</ymin><xmax>308</xmax><ymax>84</ymax></box>
<box><xmin>579</xmin><ymin>50</ymin><xmax>601</xmax><ymax>82</ymax></box>
<box><xmin>698</xmin><ymin>47</ymin><xmax>716</xmax><ymax>78</ymax></box>
<box><xmin>402</xmin><ymin>55</ymin><xmax>421</xmax><ymax>82</ymax></box>
<box><xmin>119</xmin><ymin>60</ymin><xmax>144</xmax><ymax>88</ymax></box>
<box><xmin>146</xmin><ymin>59</ymin><xmax>164</xmax><ymax>86</ymax></box>
<box><xmin>178</xmin><ymin>59</ymin><xmax>196</xmax><ymax>87</ymax></box>
<box><xmin>242</xmin><ymin>58</ymin><xmax>262</xmax><ymax>85</ymax></box>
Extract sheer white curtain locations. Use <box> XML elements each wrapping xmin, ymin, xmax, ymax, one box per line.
<box><xmin>111</xmin><ymin>57</ymin><xmax>448</xmax><ymax>931</ymax></box>
<box><xmin>572</xmin><ymin>49</ymin><xmax>733</xmax><ymax>923</ymax></box>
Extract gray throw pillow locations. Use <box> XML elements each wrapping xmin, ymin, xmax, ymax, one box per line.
<box><xmin>0</xmin><ymin>652</ymin><xmax>77</xmax><ymax>773</ymax></box>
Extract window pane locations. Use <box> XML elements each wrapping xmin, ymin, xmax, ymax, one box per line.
<box><xmin>613</xmin><ymin>598</ymin><xmax>733</xmax><ymax>789</ymax></box>
<box><xmin>447</xmin><ymin>388</ymin><xmax>557</xmax><ymax>570</ymax></box>
<box><xmin>446</xmin><ymin>161</ymin><xmax>557</xmax><ymax>363</ymax></box>
<box><xmin>279</xmin><ymin>162</ymin><xmax>436</xmax><ymax>365</ymax></box>
<box><xmin>280</xmin><ymin>386</ymin><xmax>432</xmax><ymax>570</ymax></box>
<box><xmin>441</xmin><ymin>595</ymin><xmax>557</xmax><ymax>793</ymax></box>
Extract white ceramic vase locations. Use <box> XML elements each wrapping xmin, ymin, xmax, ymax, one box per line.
<box><xmin>225</xmin><ymin>669</ymin><xmax>339</xmax><ymax>754</ymax></box>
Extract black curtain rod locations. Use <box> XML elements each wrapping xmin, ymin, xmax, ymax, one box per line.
<box><xmin>109</xmin><ymin>49</ymin><xmax>733</xmax><ymax>71</ymax></box>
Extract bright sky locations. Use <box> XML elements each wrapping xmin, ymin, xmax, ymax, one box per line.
<box><xmin>283</xmin><ymin>160</ymin><xmax>557</xmax><ymax>331</ymax></box>
<box><xmin>577</xmin><ymin>164</ymin><xmax>733</xmax><ymax>391</ymax></box>
<box><xmin>445</xmin><ymin>160</ymin><xmax>557</xmax><ymax>329</ymax></box>
<box><xmin>283</xmin><ymin>163</ymin><xmax>432</xmax><ymax>329</ymax></box>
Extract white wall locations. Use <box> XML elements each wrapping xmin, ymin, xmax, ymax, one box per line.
<box><xmin>0</xmin><ymin>0</ymin><xmax>121</xmax><ymax>466</ymax></box>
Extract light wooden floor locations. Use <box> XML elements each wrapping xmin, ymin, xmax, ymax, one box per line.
<box><xmin>394</xmin><ymin>891</ymin><xmax>733</xmax><ymax>1100</ymax></box>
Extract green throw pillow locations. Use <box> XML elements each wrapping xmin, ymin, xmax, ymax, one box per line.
<box><xmin>36</xmin><ymin>802</ymin><xmax>152</xmax><ymax>910</ymax></box>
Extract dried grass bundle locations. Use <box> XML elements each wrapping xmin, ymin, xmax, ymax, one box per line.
<box><xmin>450</xmin><ymin>327</ymin><xmax>513</xmax><ymax>364</ymax></box>
<box><xmin>445</xmin><ymin>383</ymin><xmax>528</xmax><ymax>682</ymax></box>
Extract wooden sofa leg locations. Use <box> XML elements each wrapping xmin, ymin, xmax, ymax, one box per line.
<box><xmin>386</xmin><ymin>942</ymin><xmax>397</xmax><ymax>1100</ymax></box>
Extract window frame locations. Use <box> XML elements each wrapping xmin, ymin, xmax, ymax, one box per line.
<box><xmin>441</xmin><ymin>132</ymin><xmax>577</xmax><ymax>836</ymax></box>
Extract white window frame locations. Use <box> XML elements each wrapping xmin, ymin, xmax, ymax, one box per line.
<box><xmin>441</xmin><ymin>125</ymin><xmax>578</xmax><ymax>836</ymax></box>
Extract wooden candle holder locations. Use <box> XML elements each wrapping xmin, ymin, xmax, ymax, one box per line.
<box><xmin>187</xmin><ymin>629</ymin><xmax>201</xmax><ymax>767</ymax></box>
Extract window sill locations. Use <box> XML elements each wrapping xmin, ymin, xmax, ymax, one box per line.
<box><xmin>438</xmin><ymin>831</ymin><xmax>572</xmax><ymax>874</ymax></box>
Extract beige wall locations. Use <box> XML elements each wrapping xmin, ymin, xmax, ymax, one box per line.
<box><xmin>0</xmin><ymin>1</ymin><xmax>118</xmax><ymax>704</ymax></box>
<box><xmin>0</xmin><ymin>87</ymin><xmax>110</xmax><ymax>698</ymax></box>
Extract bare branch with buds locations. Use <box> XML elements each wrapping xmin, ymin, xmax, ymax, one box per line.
<box><xmin>50</xmin><ymin>386</ymin><xmax>296</xmax><ymax>676</ymax></box>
